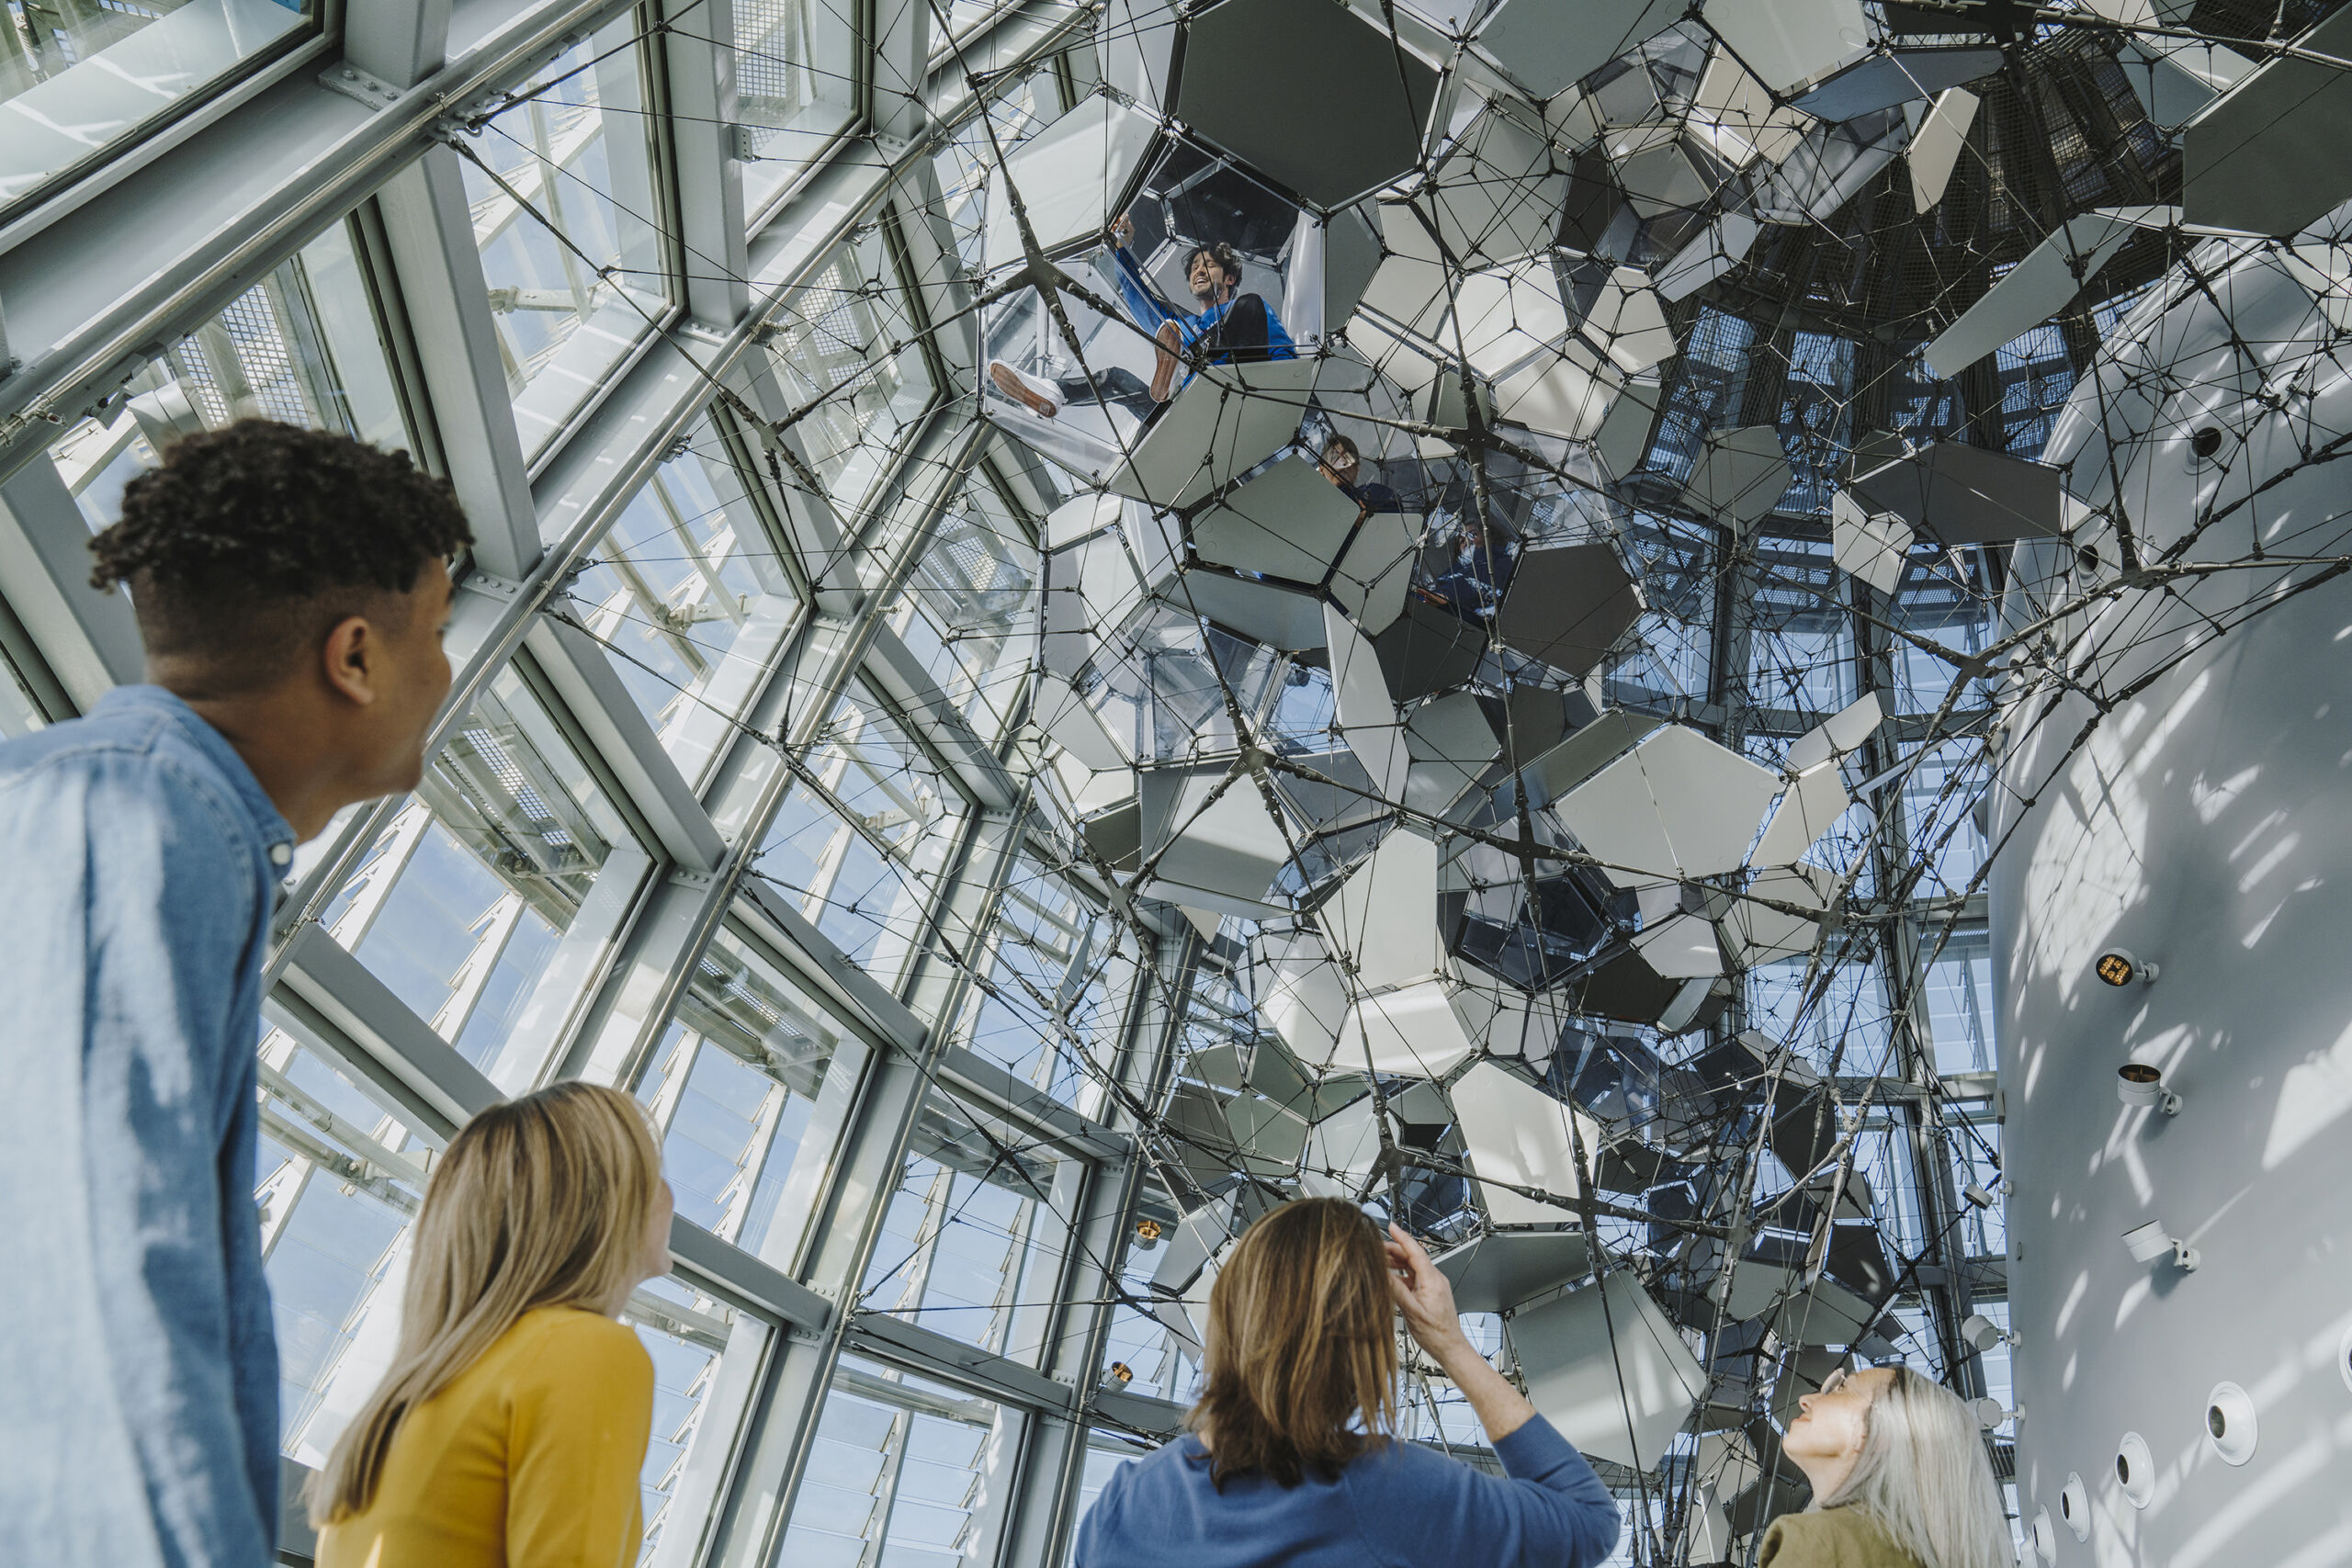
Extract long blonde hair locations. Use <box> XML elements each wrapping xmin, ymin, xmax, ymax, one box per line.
<box><xmin>1821</xmin><ymin>1365</ymin><xmax>2012</xmax><ymax>1568</ymax></box>
<box><xmin>309</xmin><ymin>1081</ymin><xmax>664</xmax><ymax>1525</ymax></box>
<box><xmin>1187</xmin><ymin>1198</ymin><xmax>1399</xmax><ymax>1488</ymax></box>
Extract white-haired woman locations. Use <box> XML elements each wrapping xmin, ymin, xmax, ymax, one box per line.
<box><xmin>309</xmin><ymin>1081</ymin><xmax>673</xmax><ymax>1567</ymax></box>
<box><xmin>1762</xmin><ymin>1364</ymin><xmax>2011</xmax><ymax>1568</ymax></box>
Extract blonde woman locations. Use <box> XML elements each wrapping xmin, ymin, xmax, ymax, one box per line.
<box><xmin>1762</xmin><ymin>1364</ymin><xmax>2012</xmax><ymax>1568</ymax></box>
<box><xmin>310</xmin><ymin>1082</ymin><xmax>674</xmax><ymax>1567</ymax></box>
<box><xmin>1077</xmin><ymin>1198</ymin><xmax>1620</xmax><ymax>1567</ymax></box>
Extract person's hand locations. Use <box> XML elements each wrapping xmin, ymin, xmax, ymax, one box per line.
<box><xmin>1385</xmin><ymin>1223</ymin><xmax>1470</xmax><ymax>1362</ymax></box>
<box><xmin>1111</xmin><ymin>211</ymin><xmax>1135</xmax><ymax>250</ymax></box>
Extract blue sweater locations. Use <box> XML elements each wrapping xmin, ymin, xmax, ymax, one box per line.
<box><xmin>1075</xmin><ymin>1416</ymin><xmax>1620</xmax><ymax>1568</ymax></box>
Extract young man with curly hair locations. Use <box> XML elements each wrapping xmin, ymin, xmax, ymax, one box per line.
<box><xmin>0</xmin><ymin>420</ymin><xmax>472</xmax><ymax>1568</ymax></box>
<box><xmin>986</xmin><ymin>216</ymin><xmax>1295</xmax><ymax>422</ymax></box>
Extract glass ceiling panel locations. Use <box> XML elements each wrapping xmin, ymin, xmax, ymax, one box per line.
<box><xmin>761</xmin><ymin>229</ymin><xmax>937</xmax><ymax>522</ymax></box>
<box><xmin>735</xmin><ymin>0</ymin><xmax>860</xmax><ymax>223</ymax></box>
<box><xmin>0</xmin><ymin>0</ymin><xmax>311</xmax><ymax>219</ymax></box>
<box><xmin>320</xmin><ymin>664</ymin><xmax>652</xmax><ymax>1084</ymax></box>
<box><xmin>565</xmin><ymin>415</ymin><xmax>801</xmax><ymax>789</ymax></box>
<box><xmin>461</xmin><ymin>24</ymin><xmax>671</xmax><ymax>461</ymax></box>
<box><xmin>48</xmin><ymin>215</ymin><xmax>414</xmax><ymax>532</ymax></box>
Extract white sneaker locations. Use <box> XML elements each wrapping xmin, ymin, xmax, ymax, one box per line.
<box><xmin>988</xmin><ymin>360</ymin><xmax>1060</xmax><ymax>418</ymax></box>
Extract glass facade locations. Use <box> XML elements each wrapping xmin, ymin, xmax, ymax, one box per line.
<box><xmin>0</xmin><ymin>1</ymin><xmax>2086</xmax><ymax>1561</ymax></box>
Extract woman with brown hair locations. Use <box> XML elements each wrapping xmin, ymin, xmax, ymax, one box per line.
<box><xmin>309</xmin><ymin>1081</ymin><xmax>674</xmax><ymax>1567</ymax></box>
<box><xmin>1076</xmin><ymin>1198</ymin><xmax>1619</xmax><ymax>1567</ymax></box>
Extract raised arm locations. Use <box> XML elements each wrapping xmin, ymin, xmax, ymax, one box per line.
<box><xmin>1382</xmin><ymin>1224</ymin><xmax>1622</xmax><ymax>1567</ymax></box>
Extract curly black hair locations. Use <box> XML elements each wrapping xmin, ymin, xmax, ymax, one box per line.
<box><xmin>89</xmin><ymin>420</ymin><xmax>472</xmax><ymax>689</ymax></box>
<box><xmin>1183</xmin><ymin>241</ymin><xmax>1244</xmax><ymax>288</ymax></box>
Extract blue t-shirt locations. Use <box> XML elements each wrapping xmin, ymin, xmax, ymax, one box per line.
<box><xmin>1074</xmin><ymin>1415</ymin><xmax>1619</xmax><ymax>1568</ymax></box>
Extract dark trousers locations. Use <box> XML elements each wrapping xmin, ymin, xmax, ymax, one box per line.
<box><xmin>1052</xmin><ymin>366</ymin><xmax>1158</xmax><ymax>423</ymax></box>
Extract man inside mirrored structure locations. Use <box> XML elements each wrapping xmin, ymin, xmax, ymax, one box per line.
<box><xmin>988</xmin><ymin>211</ymin><xmax>1297</xmax><ymax>422</ymax></box>
<box><xmin>0</xmin><ymin>420</ymin><xmax>472</xmax><ymax>1568</ymax></box>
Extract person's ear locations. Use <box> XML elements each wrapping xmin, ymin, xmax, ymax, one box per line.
<box><xmin>320</xmin><ymin>614</ymin><xmax>380</xmax><ymax>707</ymax></box>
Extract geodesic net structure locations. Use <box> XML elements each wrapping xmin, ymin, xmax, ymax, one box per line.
<box><xmin>6</xmin><ymin>0</ymin><xmax>2352</xmax><ymax>1561</ymax></box>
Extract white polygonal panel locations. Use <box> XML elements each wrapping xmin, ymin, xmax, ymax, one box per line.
<box><xmin>1402</xmin><ymin>691</ymin><xmax>1502</xmax><ymax>817</ymax></box>
<box><xmin>1908</xmin><ymin>87</ymin><xmax>1979</xmax><ymax>213</ymax></box>
<box><xmin>1032</xmin><ymin>673</ymin><xmax>1128</xmax><ymax>772</ymax></box>
<box><xmin>1137</xmin><ymin>765</ymin><xmax>1293</xmax><ymax>915</ymax></box>
<box><xmin>1452</xmin><ymin>1058</ymin><xmax>1595</xmax><ymax>1225</ymax></box>
<box><xmin>1421</xmin><ymin>107</ymin><xmax>1569</xmax><ymax>268</ymax></box>
<box><xmin>1339</xmin><ymin>981</ymin><xmax>1480</xmax><ymax>1077</ymax></box>
<box><xmin>980</xmin><ymin>94</ymin><xmax>1162</xmax><ymax>276</ymax></box>
<box><xmin>1329</xmin><ymin>509</ymin><xmax>1422</xmax><ymax>635</ymax></box>
<box><xmin>1703</xmin><ymin>0</ymin><xmax>1871</xmax><ymax>94</ymax></box>
<box><xmin>1511</xmin><ymin>1270</ymin><xmax>1708</xmax><ymax>1469</ymax></box>
<box><xmin>1476</xmin><ymin>0</ymin><xmax>1689</xmax><ymax>98</ymax></box>
<box><xmin>1576</xmin><ymin>265</ymin><xmax>1677</xmax><ymax>375</ymax></box>
<box><xmin>1190</xmin><ymin>456</ymin><xmax>1364</xmax><ymax>583</ymax></box>
<box><xmin>1251</xmin><ymin>926</ymin><xmax>1351</xmax><ymax>1068</ymax></box>
<box><xmin>1454</xmin><ymin>261</ymin><xmax>1571</xmax><ymax>382</ymax></box>
<box><xmin>1434</xmin><ymin>1229</ymin><xmax>1594</xmax><ymax>1313</ymax></box>
<box><xmin>1607</xmin><ymin>123</ymin><xmax>1716</xmax><ymax>220</ymax></box>
<box><xmin>1552</xmin><ymin>724</ymin><xmax>1785</xmax><ymax>885</ymax></box>
<box><xmin>1361</xmin><ymin>201</ymin><xmax>1455</xmax><ymax>338</ymax></box>
<box><xmin>1633</xmin><ymin>910</ymin><xmax>1726</xmax><ymax>978</ymax></box>
<box><xmin>1657</xmin><ymin>211</ymin><xmax>1761</xmax><ymax>304</ymax></box>
<box><xmin>1749</xmin><ymin>764</ymin><xmax>1850</xmax><ymax>867</ymax></box>
<box><xmin>1784</xmin><ymin>690</ymin><xmax>1884</xmax><ymax>774</ymax></box>
<box><xmin>1096</xmin><ymin>357</ymin><xmax>1320</xmax><ymax>510</ymax></box>
<box><xmin>1691</xmin><ymin>47</ymin><xmax>1814</xmax><ymax>168</ymax></box>
<box><xmin>1722</xmin><ymin>863</ymin><xmax>1836</xmax><ymax>964</ymax></box>
<box><xmin>1299</xmin><ymin>1093</ymin><xmax>1385</xmax><ymax>1199</ymax></box>
<box><xmin>1830</xmin><ymin>490</ymin><xmax>1915</xmax><ymax>595</ymax></box>
<box><xmin>1320</xmin><ymin>826</ymin><xmax>1441</xmax><ymax>988</ymax></box>
<box><xmin>1687</xmin><ymin>424</ymin><xmax>1793</xmax><ymax>525</ymax></box>
<box><xmin>1326</xmin><ymin>604</ymin><xmax>1410</xmax><ymax>799</ymax></box>
<box><xmin>1493</xmin><ymin>340</ymin><xmax>1619</xmax><ymax>442</ymax></box>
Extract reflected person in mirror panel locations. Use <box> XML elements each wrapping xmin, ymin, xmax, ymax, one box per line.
<box><xmin>1076</xmin><ymin>1199</ymin><xmax>1621</xmax><ymax>1568</ymax></box>
<box><xmin>1316</xmin><ymin>433</ymin><xmax>1401</xmax><ymax>513</ymax></box>
<box><xmin>988</xmin><ymin>217</ymin><xmax>1297</xmax><ymax>423</ymax></box>
<box><xmin>1762</xmin><ymin>1365</ymin><xmax>2011</xmax><ymax>1568</ymax></box>
<box><xmin>0</xmin><ymin>421</ymin><xmax>470</xmax><ymax>1568</ymax></box>
<box><xmin>311</xmin><ymin>1082</ymin><xmax>673</xmax><ymax>1568</ymax></box>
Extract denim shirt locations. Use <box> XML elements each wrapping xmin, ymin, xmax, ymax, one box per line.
<box><xmin>0</xmin><ymin>684</ymin><xmax>292</xmax><ymax>1568</ymax></box>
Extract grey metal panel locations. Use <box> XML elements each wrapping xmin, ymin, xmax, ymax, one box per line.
<box><xmin>374</xmin><ymin>149</ymin><xmax>543</xmax><ymax>579</ymax></box>
<box><xmin>527</xmin><ymin>615</ymin><xmax>730</xmax><ymax>871</ymax></box>
<box><xmin>1170</xmin><ymin>0</ymin><xmax>1438</xmax><ymax>210</ymax></box>
<box><xmin>1848</xmin><ymin>440</ymin><xmax>2064</xmax><ymax>546</ymax></box>
<box><xmin>1789</xmin><ymin>47</ymin><xmax>2004</xmax><ymax>122</ymax></box>
<box><xmin>933</xmin><ymin>1041</ymin><xmax>1133</xmax><ymax>1164</ymax></box>
<box><xmin>2183</xmin><ymin>4</ymin><xmax>2352</xmax><ymax>237</ymax></box>
<box><xmin>849</xmin><ymin>1310</ymin><xmax>1076</xmax><ymax>1411</ymax></box>
<box><xmin>0</xmin><ymin>455</ymin><xmax>143</xmax><ymax>707</ymax></box>
<box><xmin>668</xmin><ymin>1217</ymin><xmax>834</xmax><ymax>1331</ymax></box>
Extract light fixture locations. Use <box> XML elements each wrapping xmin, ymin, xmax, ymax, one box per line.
<box><xmin>1134</xmin><ymin>1217</ymin><xmax>1164</xmax><ymax>1247</ymax></box>
<box><xmin>2116</xmin><ymin>1432</ymin><xmax>2154</xmax><ymax>1507</ymax></box>
<box><xmin>2060</xmin><ymin>1472</ymin><xmax>2090</xmax><ymax>1541</ymax></box>
<box><xmin>1103</xmin><ymin>1361</ymin><xmax>1135</xmax><ymax>1389</ymax></box>
<box><xmin>2095</xmin><ymin>947</ymin><xmax>2158</xmax><ymax>987</ymax></box>
<box><xmin>1961</xmin><ymin>1313</ymin><xmax>2017</xmax><ymax>1351</ymax></box>
<box><xmin>2117</xmin><ymin>1062</ymin><xmax>2182</xmax><ymax>1115</ymax></box>
<box><xmin>2206</xmin><ymin>1382</ymin><xmax>2257</xmax><ymax>1465</ymax></box>
<box><xmin>2121</xmin><ymin>1219</ymin><xmax>2199</xmax><ymax>1272</ymax></box>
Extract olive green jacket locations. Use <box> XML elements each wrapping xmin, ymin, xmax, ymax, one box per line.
<box><xmin>1758</xmin><ymin>1505</ymin><xmax>1927</xmax><ymax>1568</ymax></box>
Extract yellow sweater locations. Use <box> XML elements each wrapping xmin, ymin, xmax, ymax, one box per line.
<box><xmin>1758</xmin><ymin>1505</ymin><xmax>1927</xmax><ymax>1568</ymax></box>
<box><xmin>318</xmin><ymin>1306</ymin><xmax>655</xmax><ymax>1568</ymax></box>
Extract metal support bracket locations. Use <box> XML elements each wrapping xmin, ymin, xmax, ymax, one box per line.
<box><xmin>319</xmin><ymin>62</ymin><xmax>407</xmax><ymax>111</ymax></box>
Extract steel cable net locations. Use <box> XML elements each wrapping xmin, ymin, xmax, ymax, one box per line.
<box><xmin>380</xmin><ymin>0</ymin><xmax>2352</xmax><ymax>1556</ymax></box>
